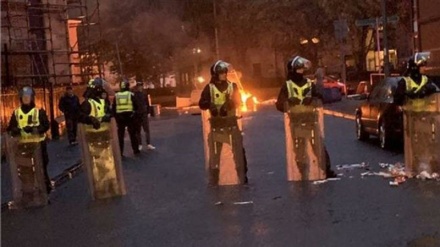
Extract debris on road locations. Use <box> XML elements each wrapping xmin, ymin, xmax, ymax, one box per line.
<box><xmin>416</xmin><ymin>171</ymin><xmax>440</xmax><ymax>181</ymax></box>
<box><xmin>233</xmin><ymin>201</ymin><xmax>254</xmax><ymax>205</ymax></box>
<box><xmin>336</xmin><ymin>162</ymin><xmax>368</xmax><ymax>170</ymax></box>
<box><xmin>214</xmin><ymin>201</ymin><xmax>223</xmax><ymax>206</ymax></box>
<box><xmin>312</xmin><ymin>177</ymin><xmax>341</xmax><ymax>185</ymax></box>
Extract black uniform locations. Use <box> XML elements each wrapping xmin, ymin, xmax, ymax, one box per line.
<box><xmin>112</xmin><ymin>91</ymin><xmax>139</xmax><ymax>155</ymax></box>
<box><xmin>7</xmin><ymin>103</ymin><xmax>51</xmax><ymax>192</ymax></box>
<box><xmin>133</xmin><ymin>90</ymin><xmax>152</xmax><ymax>146</ymax></box>
<box><xmin>58</xmin><ymin>93</ymin><xmax>80</xmax><ymax>143</ymax></box>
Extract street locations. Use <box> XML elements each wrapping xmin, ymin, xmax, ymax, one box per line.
<box><xmin>2</xmin><ymin>106</ymin><xmax>440</xmax><ymax>247</ymax></box>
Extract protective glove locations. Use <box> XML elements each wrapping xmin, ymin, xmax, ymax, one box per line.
<box><xmin>302</xmin><ymin>97</ymin><xmax>313</xmax><ymax>105</ymax></box>
<box><xmin>10</xmin><ymin>127</ymin><xmax>22</xmax><ymax>137</ymax></box>
<box><xmin>23</xmin><ymin>126</ymin><xmax>34</xmax><ymax>133</ymax></box>
<box><xmin>90</xmin><ymin>117</ymin><xmax>101</xmax><ymax>130</ymax></box>
<box><xmin>210</xmin><ymin>103</ymin><xmax>219</xmax><ymax>117</ymax></box>
<box><xmin>101</xmin><ymin>114</ymin><xmax>111</xmax><ymax>123</ymax></box>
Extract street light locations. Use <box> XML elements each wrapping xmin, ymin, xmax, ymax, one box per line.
<box><xmin>311</xmin><ymin>37</ymin><xmax>320</xmax><ymax>44</ymax></box>
<box><xmin>300</xmin><ymin>38</ymin><xmax>309</xmax><ymax>45</ymax></box>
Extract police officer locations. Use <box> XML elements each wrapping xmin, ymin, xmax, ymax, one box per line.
<box><xmin>78</xmin><ymin>78</ymin><xmax>112</xmax><ymax>131</ymax></box>
<box><xmin>7</xmin><ymin>86</ymin><xmax>52</xmax><ymax>193</ymax></box>
<box><xmin>394</xmin><ymin>54</ymin><xmax>439</xmax><ymax>104</ymax></box>
<box><xmin>199</xmin><ymin>60</ymin><xmax>241</xmax><ymax>116</ymax></box>
<box><xmin>113</xmin><ymin>80</ymin><xmax>140</xmax><ymax>156</ymax></box>
<box><xmin>276</xmin><ymin>56</ymin><xmax>336</xmax><ymax>178</ymax></box>
<box><xmin>199</xmin><ymin>60</ymin><xmax>248</xmax><ymax>184</ymax></box>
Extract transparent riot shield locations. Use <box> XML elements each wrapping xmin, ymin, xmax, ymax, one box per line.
<box><xmin>78</xmin><ymin>118</ymin><xmax>126</xmax><ymax>200</ymax></box>
<box><xmin>284</xmin><ymin>99</ymin><xmax>326</xmax><ymax>181</ymax></box>
<box><xmin>201</xmin><ymin>111</ymin><xmax>246</xmax><ymax>186</ymax></box>
<box><xmin>403</xmin><ymin>93</ymin><xmax>440</xmax><ymax>177</ymax></box>
<box><xmin>5</xmin><ymin>135</ymin><xmax>49</xmax><ymax>208</ymax></box>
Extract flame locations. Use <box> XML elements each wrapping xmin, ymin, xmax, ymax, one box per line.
<box><xmin>239</xmin><ymin>90</ymin><xmax>258</xmax><ymax>112</ymax></box>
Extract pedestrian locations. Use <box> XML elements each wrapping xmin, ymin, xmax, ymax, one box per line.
<box><xmin>394</xmin><ymin>54</ymin><xmax>439</xmax><ymax>104</ymax></box>
<box><xmin>276</xmin><ymin>56</ymin><xmax>336</xmax><ymax>178</ymax></box>
<box><xmin>78</xmin><ymin>78</ymin><xmax>112</xmax><ymax>130</ymax></box>
<box><xmin>199</xmin><ymin>60</ymin><xmax>248</xmax><ymax>185</ymax></box>
<box><xmin>113</xmin><ymin>80</ymin><xmax>140</xmax><ymax>156</ymax></box>
<box><xmin>7</xmin><ymin>86</ymin><xmax>52</xmax><ymax>193</ymax></box>
<box><xmin>133</xmin><ymin>81</ymin><xmax>156</xmax><ymax>151</ymax></box>
<box><xmin>58</xmin><ymin>85</ymin><xmax>80</xmax><ymax>145</ymax></box>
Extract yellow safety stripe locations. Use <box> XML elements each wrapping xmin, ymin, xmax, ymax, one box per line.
<box><xmin>14</xmin><ymin>107</ymin><xmax>45</xmax><ymax>142</ymax></box>
<box><xmin>89</xmin><ymin>99</ymin><xmax>106</xmax><ymax>119</ymax></box>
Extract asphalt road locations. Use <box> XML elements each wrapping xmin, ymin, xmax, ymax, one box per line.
<box><xmin>2</xmin><ymin>106</ymin><xmax>440</xmax><ymax>247</ymax></box>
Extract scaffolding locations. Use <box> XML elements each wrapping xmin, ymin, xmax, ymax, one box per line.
<box><xmin>1</xmin><ymin>0</ymin><xmax>102</xmax><ymax>136</ymax></box>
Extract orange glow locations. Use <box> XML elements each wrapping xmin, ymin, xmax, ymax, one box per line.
<box><xmin>239</xmin><ymin>90</ymin><xmax>258</xmax><ymax>112</ymax></box>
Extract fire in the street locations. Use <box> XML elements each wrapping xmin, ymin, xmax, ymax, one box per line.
<box><xmin>240</xmin><ymin>90</ymin><xmax>259</xmax><ymax>112</ymax></box>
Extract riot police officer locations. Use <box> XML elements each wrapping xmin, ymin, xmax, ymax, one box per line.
<box><xmin>113</xmin><ymin>80</ymin><xmax>140</xmax><ymax>156</ymax></box>
<box><xmin>276</xmin><ymin>56</ymin><xmax>336</xmax><ymax>178</ymax></box>
<box><xmin>395</xmin><ymin>53</ymin><xmax>439</xmax><ymax>104</ymax></box>
<box><xmin>7</xmin><ymin>86</ymin><xmax>52</xmax><ymax>193</ymax></box>
<box><xmin>78</xmin><ymin>78</ymin><xmax>112</xmax><ymax>131</ymax></box>
<box><xmin>199</xmin><ymin>60</ymin><xmax>248</xmax><ymax>185</ymax></box>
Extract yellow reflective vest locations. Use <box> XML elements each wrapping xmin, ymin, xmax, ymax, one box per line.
<box><xmin>404</xmin><ymin>75</ymin><xmax>428</xmax><ymax>94</ymax></box>
<box><xmin>286</xmin><ymin>79</ymin><xmax>312</xmax><ymax>104</ymax></box>
<box><xmin>115</xmin><ymin>91</ymin><xmax>134</xmax><ymax>113</ymax></box>
<box><xmin>14</xmin><ymin>107</ymin><xmax>45</xmax><ymax>142</ymax></box>
<box><xmin>209</xmin><ymin>82</ymin><xmax>233</xmax><ymax>108</ymax></box>
<box><xmin>89</xmin><ymin>98</ymin><xmax>106</xmax><ymax>120</ymax></box>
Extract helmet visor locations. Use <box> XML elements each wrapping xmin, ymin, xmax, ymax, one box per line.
<box><xmin>291</xmin><ymin>56</ymin><xmax>312</xmax><ymax>71</ymax></box>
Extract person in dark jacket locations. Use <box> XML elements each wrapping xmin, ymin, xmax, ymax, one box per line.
<box><xmin>58</xmin><ymin>86</ymin><xmax>80</xmax><ymax>145</ymax></box>
<box><xmin>78</xmin><ymin>78</ymin><xmax>112</xmax><ymax>129</ymax></box>
<box><xmin>133</xmin><ymin>81</ymin><xmax>156</xmax><ymax>151</ymax></box>
<box><xmin>7</xmin><ymin>86</ymin><xmax>52</xmax><ymax>193</ymax></box>
<box><xmin>394</xmin><ymin>54</ymin><xmax>439</xmax><ymax>105</ymax></box>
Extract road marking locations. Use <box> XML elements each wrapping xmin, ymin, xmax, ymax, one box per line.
<box><xmin>323</xmin><ymin>109</ymin><xmax>356</xmax><ymax>120</ymax></box>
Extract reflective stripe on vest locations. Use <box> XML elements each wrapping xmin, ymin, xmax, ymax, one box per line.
<box><xmin>14</xmin><ymin>107</ymin><xmax>45</xmax><ymax>142</ymax></box>
<box><xmin>209</xmin><ymin>82</ymin><xmax>233</xmax><ymax>107</ymax></box>
<box><xmin>286</xmin><ymin>79</ymin><xmax>312</xmax><ymax>104</ymax></box>
<box><xmin>115</xmin><ymin>91</ymin><xmax>133</xmax><ymax>113</ymax></box>
<box><xmin>404</xmin><ymin>76</ymin><xmax>428</xmax><ymax>94</ymax></box>
<box><xmin>89</xmin><ymin>98</ymin><xmax>106</xmax><ymax>120</ymax></box>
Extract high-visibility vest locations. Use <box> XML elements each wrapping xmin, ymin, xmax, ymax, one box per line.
<box><xmin>89</xmin><ymin>98</ymin><xmax>106</xmax><ymax>120</ymax></box>
<box><xmin>115</xmin><ymin>91</ymin><xmax>133</xmax><ymax>113</ymax></box>
<box><xmin>286</xmin><ymin>79</ymin><xmax>312</xmax><ymax>104</ymax></box>
<box><xmin>209</xmin><ymin>82</ymin><xmax>234</xmax><ymax>108</ymax></box>
<box><xmin>404</xmin><ymin>75</ymin><xmax>428</xmax><ymax>94</ymax></box>
<box><xmin>14</xmin><ymin>107</ymin><xmax>45</xmax><ymax>142</ymax></box>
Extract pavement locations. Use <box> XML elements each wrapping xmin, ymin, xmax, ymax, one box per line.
<box><xmin>2</xmin><ymin>104</ymin><xmax>440</xmax><ymax>247</ymax></box>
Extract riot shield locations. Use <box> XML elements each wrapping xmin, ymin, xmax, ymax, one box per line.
<box><xmin>5</xmin><ymin>136</ymin><xmax>49</xmax><ymax>208</ymax></box>
<box><xmin>284</xmin><ymin>99</ymin><xmax>326</xmax><ymax>181</ymax></box>
<box><xmin>201</xmin><ymin>111</ymin><xmax>246</xmax><ymax>185</ymax></box>
<box><xmin>403</xmin><ymin>93</ymin><xmax>440</xmax><ymax>177</ymax></box>
<box><xmin>78</xmin><ymin>118</ymin><xmax>126</xmax><ymax>200</ymax></box>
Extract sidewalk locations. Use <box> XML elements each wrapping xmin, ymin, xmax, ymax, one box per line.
<box><xmin>1</xmin><ymin>137</ymin><xmax>81</xmax><ymax>204</ymax></box>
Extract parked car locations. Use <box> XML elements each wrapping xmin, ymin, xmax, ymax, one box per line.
<box><xmin>355</xmin><ymin>77</ymin><xmax>404</xmax><ymax>149</ymax></box>
<box><xmin>323</xmin><ymin>75</ymin><xmax>346</xmax><ymax>95</ymax></box>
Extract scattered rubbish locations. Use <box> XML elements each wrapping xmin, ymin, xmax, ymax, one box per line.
<box><xmin>312</xmin><ymin>177</ymin><xmax>341</xmax><ymax>185</ymax></box>
<box><xmin>233</xmin><ymin>201</ymin><xmax>254</xmax><ymax>205</ymax></box>
<box><xmin>272</xmin><ymin>196</ymin><xmax>282</xmax><ymax>200</ymax></box>
<box><xmin>379</xmin><ymin>163</ymin><xmax>393</xmax><ymax>168</ymax></box>
<box><xmin>389</xmin><ymin>176</ymin><xmax>407</xmax><ymax>187</ymax></box>
<box><xmin>336</xmin><ymin>162</ymin><xmax>368</xmax><ymax>170</ymax></box>
<box><xmin>214</xmin><ymin>201</ymin><xmax>223</xmax><ymax>206</ymax></box>
<box><xmin>416</xmin><ymin>171</ymin><xmax>437</xmax><ymax>180</ymax></box>
<box><xmin>337</xmin><ymin>173</ymin><xmax>344</xmax><ymax>177</ymax></box>
<box><xmin>389</xmin><ymin>181</ymin><xmax>399</xmax><ymax>186</ymax></box>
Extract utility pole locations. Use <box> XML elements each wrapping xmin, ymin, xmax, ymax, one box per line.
<box><xmin>381</xmin><ymin>0</ymin><xmax>390</xmax><ymax>77</ymax></box>
<box><xmin>213</xmin><ymin>0</ymin><xmax>220</xmax><ymax>60</ymax></box>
